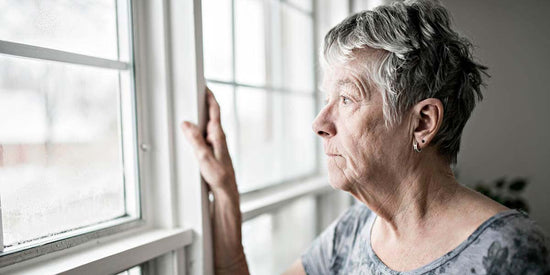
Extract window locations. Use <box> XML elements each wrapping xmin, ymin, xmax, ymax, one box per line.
<box><xmin>202</xmin><ymin>0</ymin><xmax>353</xmax><ymax>273</ymax></box>
<box><xmin>242</xmin><ymin>196</ymin><xmax>317</xmax><ymax>274</ymax></box>
<box><xmin>0</xmin><ymin>0</ymin><xmax>139</xmax><ymax>262</ymax></box>
<box><xmin>202</xmin><ymin>0</ymin><xmax>318</xmax><ymax>192</ymax></box>
<box><xmin>0</xmin><ymin>0</ymin><xmax>353</xmax><ymax>273</ymax></box>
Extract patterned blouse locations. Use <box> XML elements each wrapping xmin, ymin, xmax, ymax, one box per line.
<box><xmin>302</xmin><ymin>203</ymin><xmax>549</xmax><ymax>274</ymax></box>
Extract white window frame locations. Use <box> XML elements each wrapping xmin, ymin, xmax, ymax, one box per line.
<box><xmin>0</xmin><ymin>0</ymin><xmax>354</xmax><ymax>273</ymax></box>
<box><xmin>0</xmin><ymin>0</ymin><xmax>142</xmax><ymax>263</ymax></box>
<box><xmin>0</xmin><ymin>0</ymin><xmax>209</xmax><ymax>274</ymax></box>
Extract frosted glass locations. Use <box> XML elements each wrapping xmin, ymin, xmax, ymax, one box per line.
<box><xmin>236</xmin><ymin>87</ymin><xmax>283</xmax><ymax>190</ymax></box>
<box><xmin>287</xmin><ymin>0</ymin><xmax>313</xmax><ymax>13</ymax></box>
<box><xmin>236</xmin><ymin>88</ymin><xmax>316</xmax><ymax>191</ymax></box>
<box><xmin>235</xmin><ymin>0</ymin><xmax>266</xmax><ymax>86</ymax></box>
<box><xmin>242</xmin><ymin>196</ymin><xmax>317</xmax><ymax>275</ymax></box>
<box><xmin>280</xmin><ymin>94</ymin><xmax>317</xmax><ymax>179</ymax></box>
<box><xmin>0</xmin><ymin>0</ymin><xmax>129</xmax><ymax>60</ymax></box>
<box><xmin>0</xmin><ymin>54</ymin><xmax>127</xmax><ymax>247</ymax></box>
<box><xmin>281</xmin><ymin>5</ymin><xmax>315</xmax><ymax>92</ymax></box>
<box><xmin>202</xmin><ymin>0</ymin><xmax>233</xmax><ymax>81</ymax></box>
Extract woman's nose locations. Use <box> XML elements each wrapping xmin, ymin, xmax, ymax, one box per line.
<box><xmin>312</xmin><ymin>107</ymin><xmax>336</xmax><ymax>138</ymax></box>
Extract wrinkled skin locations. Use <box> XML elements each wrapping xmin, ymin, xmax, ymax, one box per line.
<box><xmin>312</xmin><ymin>57</ymin><xmax>413</xmax><ymax>199</ymax></box>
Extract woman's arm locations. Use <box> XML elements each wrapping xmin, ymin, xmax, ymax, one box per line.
<box><xmin>283</xmin><ymin>259</ymin><xmax>307</xmax><ymax>275</ymax></box>
<box><xmin>181</xmin><ymin>88</ymin><xmax>249</xmax><ymax>275</ymax></box>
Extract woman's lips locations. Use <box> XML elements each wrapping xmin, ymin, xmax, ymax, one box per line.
<box><xmin>326</xmin><ymin>153</ymin><xmax>341</xmax><ymax>157</ymax></box>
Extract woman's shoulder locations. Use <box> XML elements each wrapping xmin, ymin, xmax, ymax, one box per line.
<box><xmin>481</xmin><ymin>209</ymin><xmax>548</xmax><ymax>245</ymax></box>
<box><xmin>465</xmin><ymin>209</ymin><xmax>550</xmax><ymax>273</ymax></box>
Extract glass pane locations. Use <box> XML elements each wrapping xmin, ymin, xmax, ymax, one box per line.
<box><xmin>242</xmin><ymin>196</ymin><xmax>317</xmax><ymax>275</ymax></box>
<box><xmin>287</xmin><ymin>0</ymin><xmax>313</xmax><ymax>13</ymax></box>
<box><xmin>280</xmin><ymin>94</ymin><xmax>316</xmax><ymax>180</ymax></box>
<box><xmin>207</xmin><ymin>82</ymin><xmax>238</xmax><ymax>163</ymax></box>
<box><xmin>0</xmin><ymin>0</ymin><xmax>128</xmax><ymax>60</ymax></box>
<box><xmin>236</xmin><ymin>87</ymin><xmax>283</xmax><ymax>191</ymax></box>
<box><xmin>116</xmin><ymin>265</ymin><xmax>142</xmax><ymax>275</ymax></box>
<box><xmin>0</xmin><ymin>54</ymin><xmax>127</xmax><ymax>247</ymax></box>
<box><xmin>236</xmin><ymin>89</ymin><xmax>316</xmax><ymax>191</ymax></box>
<box><xmin>235</xmin><ymin>0</ymin><xmax>266</xmax><ymax>86</ymax></box>
<box><xmin>281</xmin><ymin>5</ymin><xmax>314</xmax><ymax>92</ymax></box>
<box><xmin>202</xmin><ymin>0</ymin><xmax>233</xmax><ymax>81</ymax></box>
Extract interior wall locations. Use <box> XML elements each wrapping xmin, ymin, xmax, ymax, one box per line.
<box><xmin>442</xmin><ymin>0</ymin><xmax>550</xmax><ymax>232</ymax></box>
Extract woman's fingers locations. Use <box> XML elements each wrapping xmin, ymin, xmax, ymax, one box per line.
<box><xmin>181</xmin><ymin>121</ymin><xmax>215</xmax><ymax>164</ymax></box>
<box><xmin>206</xmin><ymin>87</ymin><xmax>221</xmax><ymax>124</ymax></box>
<box><xmin>180</xmin><ymin>88</ymin><xmax>237</xmax><ymax>187</ymax></box>
<box><xmin>181</xmin><ymin>120</ymin><xmax>235</xmax><ymax>188</ymax></box>
<box><xmin>205</xmin><ymin>88</ymin><xmax>231</xmax><ymax>161</ymax></box>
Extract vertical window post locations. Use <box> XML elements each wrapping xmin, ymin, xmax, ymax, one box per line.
<box><xmin>0</xmin><ymin>195</ymin><xmax>3</xmax><ymax>253</ymax></box>
<box><xmin>0</xmin><ymin>145</ymin><xmax>3</xmax><ymax>252</ymax></box>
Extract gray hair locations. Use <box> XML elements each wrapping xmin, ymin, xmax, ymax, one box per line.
<box><xmin>322</xmin><ymin>0</ymin><xmax>488</xmax><ymax>164</ymax></box>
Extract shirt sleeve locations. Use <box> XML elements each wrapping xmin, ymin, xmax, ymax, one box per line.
<box><xmin>482</xmin><ymin>213</ymin><xmax>550</xmax><ymax>274</ymax></box>
<box><xmin>300</xmin><ymin>218</ymin><xmax>338</xmax><ymax>275</ymax></box>
<box><xmin>300</xmin><ymin>204</ymin><xmax>368</xmax><ymax>275</ymax></box>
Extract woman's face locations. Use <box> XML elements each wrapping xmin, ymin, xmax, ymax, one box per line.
<box><xmin>312</xmin><ymin>60</ymin><xmax>410</xmax><ymax>192</ymax></box>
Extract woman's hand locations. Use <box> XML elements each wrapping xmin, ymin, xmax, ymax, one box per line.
<box><xmin>181</xmin><ymin>87</ymin><xmax>237</xmax><ymax>193</ymax></box>
<box><xmin>181</xmin><ymin>87</ymin><xmax>250</xmax><ymax>274</ymax></box>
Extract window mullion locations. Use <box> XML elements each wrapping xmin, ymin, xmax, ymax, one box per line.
<box><xmin>312</xmin><ymin>0</ymin><xmax>322</xmax><ymax>174</ymax></box>
<box><xmin>231</xmin><ymin>0</ymin><xmax>241</xmax><ymax>176</ymax></box>
<box><xmin>0</xmin><ymin>40</ymin><xmax>130</xmax><ymax>71</ymax></box>
<box><xmin>0</xmin><ymin>197</ymin><xmax>3</xmax><ymax>253</ymax></box>
<box><xmin>164</xmin><ymin>0</ymin><xmax>215</xmax><ymax>273</ymax></box>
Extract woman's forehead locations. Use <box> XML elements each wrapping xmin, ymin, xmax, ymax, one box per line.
<box><xmin>321</xmin><ymin>65</ymin><xmax>362</xmax><ymax>88</ymax></box>
<box><xmin>321</xmin><ymin>64</ymin><xmax>375</xmax><ymax>99</ymax></box>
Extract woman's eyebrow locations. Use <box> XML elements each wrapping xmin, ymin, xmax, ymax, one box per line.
<box><xmin>337</xmin><ymin>79</ymin><xmax>361</xmax><ymax>96</ymax></box>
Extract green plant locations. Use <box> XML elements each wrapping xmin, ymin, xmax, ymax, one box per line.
<box><xmin>474</xmin><ymin>177</ymin><xmax>530</xmax><ymax>213</ymax></box>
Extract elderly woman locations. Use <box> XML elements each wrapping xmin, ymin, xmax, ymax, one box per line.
<box><xmin>181</xmin><ymin>0</ymin><xmax>549</xmax><ymax>274</ymax></box>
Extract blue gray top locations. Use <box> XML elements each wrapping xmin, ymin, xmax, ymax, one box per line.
<box><xmin>302</xmin><ymin>203</ymin><xmax>550</xmax><ymax>274</ymax></box>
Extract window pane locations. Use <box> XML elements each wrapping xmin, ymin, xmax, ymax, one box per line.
<box><xmin>202</xmin><ymin>0</ymin><xmax>233</xmax><ymax>81</ymax></box>
<box><xmin>236</xmin><ymin>87</ymin><xmax>283</xmax><ymax>191</ymax></box>
<box><xmin>235</xmin><ymin>0</ymin><xmax>266</xmax><ymax>86</ymax></box>
<box><xmin>280</xmin><ymin>4</ymin><xmax>314</xmax><ymax>92</ymax></box>
<box><xmin>287</xmin><ymin>0</ymin><xmax>313</xmax><ymax>13</ymax></box>
<box><xmin>0</xmin><ymin>0</ymin><xmax>128</xmax><ymax>60</ymax></box>
<box><xmin>0</xmin><ymin>54</ymin><xmax>129</xmax><ymax>247</ymax></box>
<box><xmin>242</xmin><ymin>196</ymin><xmax>317</xmax><ymax>275</ymax></box>
<box><xmin>236</xmin><ymin>89</ymin><xmax>316</xmax><ymax>191</ymax></box>
<box><xmin>280</xmin><ymin>94</ymin><xmax>316</xmax><ymax>180</ymax></box>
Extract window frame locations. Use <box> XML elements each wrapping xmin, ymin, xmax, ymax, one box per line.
<box><xmin>0</xmin><ymin>0</ymin><xmax>209</xmax><ymax>273</ymax></box>
<box><xmin>0</xmin><ymin>0</ymin><xmax>143</xmax><ymax>266</ymax></box>
<box><xmin>203</xmin><ymin>0</ymin><xmax>323</xmax><ymax>195</ymax></box>
<box><xmin>0</xmin><ymin>0</ymin><xmax>354</xmax><ymax>273</ymax></box>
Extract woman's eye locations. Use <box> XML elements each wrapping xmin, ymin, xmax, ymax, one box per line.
<box><xmin>340</xmin><ymin>96</ymin><xmax>351</xmax><ymax>105</ymax></box>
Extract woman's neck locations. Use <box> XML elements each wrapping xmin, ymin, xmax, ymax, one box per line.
<box><xmin>350</xmin><ymin>152</ymin><xmax>461</xmax><ymax>240</ymax></box>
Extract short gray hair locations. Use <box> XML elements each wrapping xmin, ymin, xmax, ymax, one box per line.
<box><xmin>322</xmin><ymin>0</ymin><xmax>488</xmax><ymax>164</ymax></box>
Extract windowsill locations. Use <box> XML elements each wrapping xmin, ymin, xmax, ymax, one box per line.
<box><xmin>240</xmin><ymin>174</ymin><xmax>333</xmax><ymax>221</ymax></box>
<box><xmin>0</xmin><ymin>227</ymin><xmax>193</xmax><ymax>275</ymax></box>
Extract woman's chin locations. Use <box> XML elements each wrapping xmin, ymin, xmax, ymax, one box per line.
<box><xmin>327</xmin><ymin>172</ymin><xmax>354</xmax><ymax>192</ymax></box>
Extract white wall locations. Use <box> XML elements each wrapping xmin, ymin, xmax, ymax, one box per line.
<box><xmin>442</xmin><ymin>0</ymin><xmax>550</xmax><ymax>232</ymax></box>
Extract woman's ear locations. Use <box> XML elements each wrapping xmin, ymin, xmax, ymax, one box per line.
<box><xmin>412</xmin><ymin>98</ymin><xmax>444</xmax><ymax>150</ymax></box>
